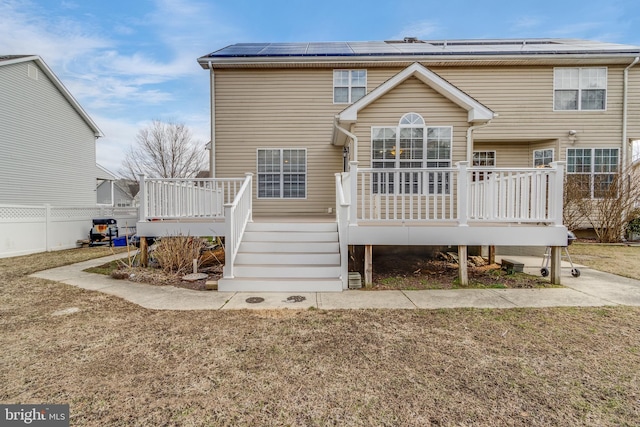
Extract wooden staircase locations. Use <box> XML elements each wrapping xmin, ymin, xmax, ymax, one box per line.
<box><xmin>217</xmin><ymin>221</ymin><xmax>344</xmax><ymax>292</ymax></box>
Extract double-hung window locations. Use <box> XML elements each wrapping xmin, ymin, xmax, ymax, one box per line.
<box><xmin>567</xmin><ymin>148</ymin><xmax>618</xmax><ymax>198</ymax></box>
<box><xmin>372</xmin><ymin>113</ymin><xmax>452</xmax><ymax>195</ymax></box>
<box><xmin>472</xmin><ymin>151</ymin><xmax>496</xmax><ymax>181</ymax></box>
<box><xmin>554</xmin><ymin>67</ymin><xmax>607</xmax><ymax>111</ymax></box>
<box><xmin>533</xmin><ymin>149</ymin><xmax>554</xmax><ymax>167</ymax></box>
<box><xmin>333</xmin><ymin>70</ymin><xmax>367</xmax><ymax>104</ymax></box>
<box><xmin>257</xmin><ymin>149</ymin><xmax>306</xmax><ymax>199</ymax></box>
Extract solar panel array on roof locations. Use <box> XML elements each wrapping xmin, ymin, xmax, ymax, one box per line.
<box><xmin>201</xmin><ymin>39</ymin><xmax>640</xmax><ymax>59</ymax></box>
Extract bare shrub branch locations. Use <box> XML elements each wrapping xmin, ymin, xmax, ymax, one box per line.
<box><xmin>576</xmin><ymin>166</ymin><xmax>640</xmax><ymax>242</ymax></box>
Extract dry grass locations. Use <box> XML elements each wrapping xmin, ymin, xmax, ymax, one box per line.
<box><xmin>568</xmin><ymin>243</ymin><xmax>640</xmax><ymax>280</ymax></box>
<box><xmin>1</xmin><ymin>248</ymin><xmax>640</xmax><ymax>426</ymax></box>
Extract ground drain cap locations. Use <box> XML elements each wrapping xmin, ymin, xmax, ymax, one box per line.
<box><xmin>245</xmin><ymin>297</ymin><xmax>265</xmax><ymax>304</ymax></box>
<box><xmin>285</xmin><ymin>295</ymin><xmax>306</xmax><ymax>303</ymax></box>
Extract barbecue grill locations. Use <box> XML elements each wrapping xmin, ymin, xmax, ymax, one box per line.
<box><xmin>540</xmin><ymin>231</ymin><xmax>580</xmax><ymax>278</ymax></box>
<box><xmin>89</xmin><ymin>218</ymin><xmax>118</xmax><ymax>246</ymax></box>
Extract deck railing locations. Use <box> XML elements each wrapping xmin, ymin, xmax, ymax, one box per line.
<box><xmin>223</xmin><ymin>173</ymin><xmax>253</xmax><ymax>279</ymax></box>
<box><xmin>335</xmin><ymin>173</ymin><xmax>350</xmax><ymax>289</ymax></box>
<box><xmin>345</xmin><ymin>161</ymin><xmax>565</xmax><ymax>226</ymax></box>
<box><xmin>139</xmin><ymin>175</ymin><xmax>245</xmax><ymax>220</ymax></box>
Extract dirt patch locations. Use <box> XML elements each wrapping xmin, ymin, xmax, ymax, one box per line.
<box><xmin>92</xmin><ymin>248</ymin><xmax>550</xmax><ymax>291</ymax></box>
<box><xmin>371</xmin><ymin>253</ymin><xmax>551</xmax><ymax>290</ymax></box>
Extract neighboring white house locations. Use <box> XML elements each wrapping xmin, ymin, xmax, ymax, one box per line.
<box><xmin>0</xmin><ymin>56</ymin><xmax>141</xmax><ymax>258</ymax></box>
<box><xmin>0</xmin><ymin>55</ymin><xmax>103</xmax><ymax>206</ymax></box>
<box><xmin>96</xmin><ymin>164</ymin><xmax>137</xmax><ymax>207</ymax></box>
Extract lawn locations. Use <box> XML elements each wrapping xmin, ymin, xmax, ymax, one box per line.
<box><xmin>1</xmin><ymin>248</ymin><xmax>639</xmax><ymax>426</ymax></box>
<box><xmin>569</xmin><ymin>242</ymin><xmax>640</xmax><ymax>280</ymax></box>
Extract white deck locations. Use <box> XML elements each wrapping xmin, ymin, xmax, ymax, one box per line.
<box><xmin>135</xmin><ymin>163</ymin><xmax>568</xmax><ymax>291</ymax></box>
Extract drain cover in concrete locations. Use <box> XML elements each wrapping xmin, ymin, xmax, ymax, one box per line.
<box><xmin>245</xmin><ymin>297</ymin><xmax>265</xmax><ymax>304</ymax></box>
<box><xmin>285</xmin><ymin>295</ymin><xmax>306</xmax><ymax>303</ymax></box>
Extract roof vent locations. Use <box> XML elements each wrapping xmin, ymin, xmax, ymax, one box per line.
<box><xmin>403</xmin><ymin>37</ymin><xmax>419</xmax><ymax>43</ymax></box>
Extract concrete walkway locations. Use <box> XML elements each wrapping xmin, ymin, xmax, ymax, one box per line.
<box><xmin>30</xmin><ymin>253</ymin><xmax>640</xmax><ymax>311</ymax></box>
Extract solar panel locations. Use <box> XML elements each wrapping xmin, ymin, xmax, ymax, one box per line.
<box><xmin>204</xmin><ymin>39</ymin><xmax>640</xmax><ymax>59</ymax></box>
<box><xmin>306</xmin><ymin>42</ymin><xmax>352</xmax><ymax>55</ymax></box>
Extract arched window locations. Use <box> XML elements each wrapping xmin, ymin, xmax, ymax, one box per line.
<box><xmin>372</xmin><ymin>112</ymin><xmax>452</xmax><ymax>194</ymax></box>
<box><xmin>399</xmin><ymin>113</ymin><xmax>424</xmax><ymax>126</ymax></box>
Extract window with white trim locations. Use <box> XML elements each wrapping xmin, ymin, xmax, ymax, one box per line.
<box><xmin>472</xmin><ymin>151</ymin><xmax>496</xmax><ymax>167</ymax></box>
<box><xmin>533</xmin><ymin>149</ymin><xmax>554</xmax><ymax>167</ymax></box>
<box><xmin>554</xmin><ymin>67</ymin><xmax>607</xmax><ymax>111</ymax></box>
<box><xmin>567</xmin><ymin>148</ymin><xmax>618</xmax><ymax>198</ymax></box>
<box><xmin>257</xmin><ymin>149</ymin><xmax>306</xmax><ymax>199</ymax></box>
<box><xmin>333</xmin><ymin>70</ymin><xmax>367</xmax><ymax>104</ymax></box>
<box><xmin>472</xmin><ymin>151</ymin><xmax>495</xmax><ymax>181</ymax></box>
<box><xmin>372</xmin><ymin>113</ymin><xmax>451</xmax><ymax>194</ymax></box>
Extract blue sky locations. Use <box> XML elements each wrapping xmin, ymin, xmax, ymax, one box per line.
<box><xmin>1</xmin><ymin>0</ymin><xmax>639</xmax><ymax>174</ymax></box>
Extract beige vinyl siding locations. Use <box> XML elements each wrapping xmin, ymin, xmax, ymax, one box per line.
<box><xmin>628</xmin><ymin>66</ymin><xmax>640</xmax><ymax>142</ymax></box>
<box><xmin>214</xmin><ymin>68</ymin><xmax>348</xmax><ymax>216</ymax></box>
<box><xmin>434</xmin><ymin>65</ymin><xmax>627</xmax><ymax>166</ymax></box>
<box><xmin>212</xmin><ymin>62</ymin><xmax>638</xmax><ymax>217</ymax></box>
<box><xmin>0</xmin><ymin>61</ymin><xmax>97</xmax><ymax>206</ymax></box>
<box><xmin>352</xmin><ymin>76</ymin><xmax>469</xmax><ymax>167</ymax></box>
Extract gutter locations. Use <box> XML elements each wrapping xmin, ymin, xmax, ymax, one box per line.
<box><xmin>622</xmin><ymin>56</ymin><xmax>640</xmax><ymax>168</ymax></box>
<box><xmin>208</xmin><ymin>61</ymin><xmax>216</xmax><ymax>177</ymax></box>
<box><xmin>334</xmin><ymin>118</ymin><xmax>358</xmax><ymax>162</ymax></box>
<box><xmin>466</xmin><ymin>120</ymin><xmax>495</xmax><ymax>162</ymax></box>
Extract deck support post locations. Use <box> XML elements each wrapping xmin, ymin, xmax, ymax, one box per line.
<box><xmin>550</xmin><ymin>246</ymin><xmax>561</xmax><ymax>285</ymax></box>
<box><xmin>364</xmin><ymin>245</ymin><xmax>373</xmax><ymax>288</ymax></box>
<box><xmin>140</xmin><ymin>237</ymin><xmax>148</xmax><ymax>268</ymax></box>
<box><xmin>458</xmin><ymin>245</ymin><xmax>468</xmax><ymax>286</ymax></box>
<box><xmin>488</xmin><ymin>245</ymin><xmax>496</xmax><ymax>265</ymax></box>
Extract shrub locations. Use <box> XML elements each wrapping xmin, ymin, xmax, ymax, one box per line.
<box><xmin>153</xmin><ymin>236</ymin><xmax>205</xmax><ymax>275</ymax></box>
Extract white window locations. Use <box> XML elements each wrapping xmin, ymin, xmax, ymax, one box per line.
<box><xmin>554</xmin><ymin>67</ymin><xmax>607</xmax><ymax>111</ymax></box>
<box><xmin>567</xmin><ymin>148</ymin><xmax>618</xmax><ymax>198</ymax></box>
<box><xmin>257</xmin><ymin>149</ymin><xmax>306</xmax><ymax>199</ymax></box>
<box><xmin>372</xmin><ymin>113</ymin><xmax>451</xmax><ymax>194</ymax></box>
<box><xmin>472</xmin><ymin>151</ymin><xmax>496</xmax><ymax>167</ymax></box>
<box><xmin>533</xmin><ymin>149</ymin><xmax>554</xmax><ymax>167</ymax></box>
<box><xmin>632</xmin><ymin>140</ymin><xmax>640</xmax><ymax>163</ymax></box>
<box><xmin>333</xmin><ymin>70</ymin><xmax>367</xmax><ymax>104</ymax></box>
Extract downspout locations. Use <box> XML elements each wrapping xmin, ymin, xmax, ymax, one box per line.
<box><xmin>466</xmin><ymin>121</ymin><xmax>493</xmax><ymax>162</ymax></box>
<box><xmin>622</xmin><ymin>57</ymin><xmax>639</xmax><ymax>168</ymax></box>
<box><xmin>334</xmin><ymin>117</ymin><xmax>358</xmax><ymax>163</ymax></box>
<box><xmin>209</xmin><ymin>62</ymin><xmax>216</xmax><ymax>177</ymax></box>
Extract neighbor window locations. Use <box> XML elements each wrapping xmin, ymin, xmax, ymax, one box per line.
<box><xmin>567</xmin><ymin>148</ymin><xmax>618</xmax><ymax>198</ymax></box>
<box><xmin>333</xmin><ymin>70</ymin><xmax>367</xmax><ymax>103</ymax></box>
<box><xmin>257</xmin><ymin>149</ymin><xmax>306</xmax><ymax>198</ymax></box>
<box><xmin>533</xmin><ymin>149</ymin><xmax>554</xmax><ymax>167</ymax></box>
<box><xmin>554</xmin><ymin>67</ymin><xmax>607</xmax><ymax>111</ymax></box>
<box><xmin>372</xmin><ymin>113</ymin><xmax>451</xmax><ymax>194</ymax></box>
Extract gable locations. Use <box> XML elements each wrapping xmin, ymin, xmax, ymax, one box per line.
<box><xmin>338</xmin><ymin>63</ymin><xmax>495</xmax><ymax>125</ymax></box>
<box><xmin>0</xmin><ymin>56</ymin><xmax>103</xmax><ymax>137</ymax></box>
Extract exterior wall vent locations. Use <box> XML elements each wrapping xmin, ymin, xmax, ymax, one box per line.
<box><xmin>27</xmin><ymin>64</ymin><xmax>38</xmax><ymax>80</ymax></box>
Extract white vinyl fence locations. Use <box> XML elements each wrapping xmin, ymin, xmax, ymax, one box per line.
<box><xmin>0</xmin><ymin>204</ymin><xmax>138</xmax><ymax>258</ymax></box>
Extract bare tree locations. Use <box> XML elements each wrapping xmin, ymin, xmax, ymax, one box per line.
<box><xmin>120</xmin><ymin>120</ymin><xmax>206</xmax><ymax>180</ymax></box>
<box><xmin>569</xmin><ymin>165</ymin><xmax>640</xmax><ymax>243</ymax></box>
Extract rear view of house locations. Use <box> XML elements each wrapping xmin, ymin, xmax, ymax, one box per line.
<box><xmin>136</xmin><ymin>38</ymin><xmax>640</xmax><ymax>291</ymax></box>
